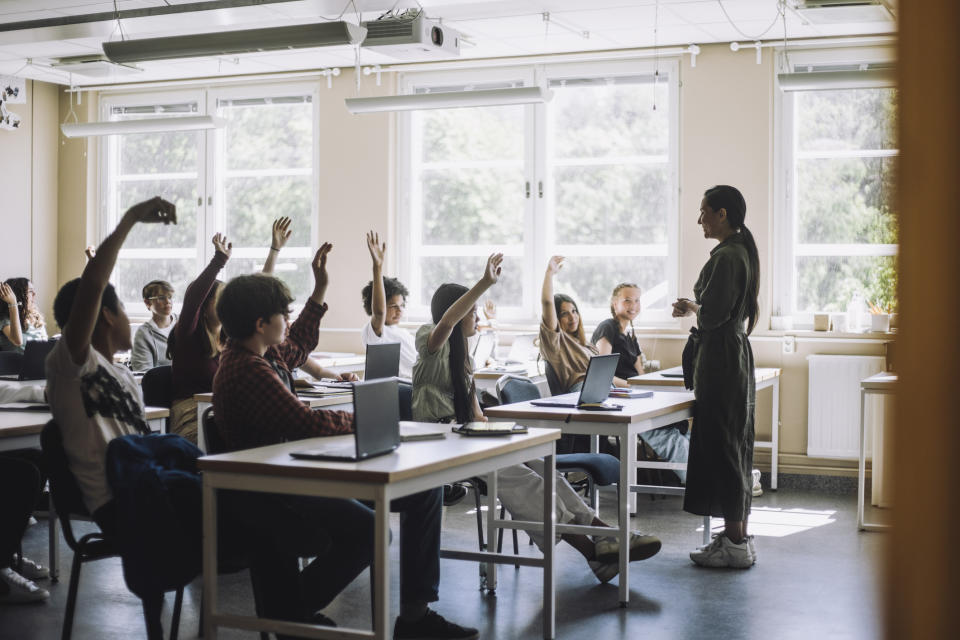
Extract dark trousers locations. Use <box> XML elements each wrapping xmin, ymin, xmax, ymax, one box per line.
<box><xmin>0</xmin><ymin>454</ymin><xmax>42</xmax><ymax>568</ymax></box>
<box><xmin>223</xmin><ymin>486</ymin><xmax>442</xmax><ymax>624</ymax></box>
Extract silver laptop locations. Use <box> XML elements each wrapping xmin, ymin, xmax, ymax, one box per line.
<box><xmin>364</xmin><ymin>342</ymin><xmax>401</xmax><ymax>380</ymax></box>
<box><xmin>530</xmin><ymin>354</ymin><xmax>620</xmax><ymax>409</ymax></box>
<box><xmin>291</xmin><ymin>378</ymin><xmax>401</xmax><ymax>462</ymax></box>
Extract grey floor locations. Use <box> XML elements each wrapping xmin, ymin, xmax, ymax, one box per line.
<box><xmin>0</xmin><ymin>477</ymin><xmax>887</xmax><ymax>640</ymax></box>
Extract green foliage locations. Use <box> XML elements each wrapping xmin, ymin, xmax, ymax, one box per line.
<box><xmin>119</xmin><ymin>179</ymin><xmax>198</xmax><ymax>248</ymax></box>
<box><xmin>222</xmin><ymin>101</ymin><xmax>313</xmax><ymax>171</ymax></box>
<box><xmin>420</xmin><ymin>105</ymin><xmax>523</xmax><ymax>163</ymax></box>
<box><xmin>421</xmin><ymin>169</ymin><xmax>524</xmax><ymax>245</ymax></box>
<box><xmin>224</xmin><ymin>175</ymin><xmax>312</xmax><ymax>247</ymax></box>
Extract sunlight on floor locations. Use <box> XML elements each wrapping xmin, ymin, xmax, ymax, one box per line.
<box><xmin>697</xmin><ymin>506</ymin><xmax>837</xmax><ymax>538</ymax></box>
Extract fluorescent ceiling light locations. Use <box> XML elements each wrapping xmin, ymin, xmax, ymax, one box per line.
<box><xmin>102</xmin><ymin>22</ymin><xmax>366</xmax><ymax>64</ymax></box>
<box><xmin>777</xmin><ymin>68</ymin><xmax>895</xmax><ymax>91</ymax></box>
<box><xmin>345</xmin><ymin>86</ymin><xmax>553</xmax><ymax>114</ymax></box>
<box><xmin>60</xmin><ymin>115</ymin><xmax>223</xmax><ymax>138</ymax></box>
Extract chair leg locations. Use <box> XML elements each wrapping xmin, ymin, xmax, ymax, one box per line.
<box><xmin>61</xmin><ymin>552</ymin><xmax>84</xmax><ymax>640</ymax></box>
<box><xmin>142</xmin><ymin>592</ymin><xmax>164</xmax><ymax>640</ymax></box>
<box><xmin>473</xmin><ymin>484</ymin><xmax>485</xmax><ymax>551</ymax></box>
<box><xmin>169</xmin><ymin>587</ymin><xmax>183</xmax><ymax>640</ymax></box>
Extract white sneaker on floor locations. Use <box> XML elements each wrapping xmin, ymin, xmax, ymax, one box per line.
<box><xmin>745</xmin><ymin>535</ymin><xmax>757</xmax><ymax>565</ymax></box>
<box><xmin>0</xmin><ymin>567</ymin><xmax>50</xmax><ymax>603</ymax></box>
<box><xmin>594</xmin><ymin>532</ymin><xmax>662</xmax><ymax>564</ymax></box>
<box><xmin>13</xmin><ymin>556</ymin><xmax>49</xmax><ymax>581</ymax></box>
<box><xmin>587</xmin><ymin>559</ymin><xmax>619</xmax><ymax>584</ymax></box>
<box><xmin>690</xmin><ymin>534</ymin><xmax>753</xmax><ymax>569</ymax></box>
<box><xmin>752</xmin><ymin>469</ymin><xmax>763</xmax><ymax>497</ymax></box>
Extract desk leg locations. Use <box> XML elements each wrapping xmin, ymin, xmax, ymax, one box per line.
<box><xmin>202</xmin><ymin>478</ymin><xmax>218</xmax><ymax>640</ymax></box>
<box><xmin>771</xmin><ymin>377</ymin><xmax>780</xmax><ymax>491</ymax></box>
<box><xmin>589</xmin><ymin>434</ymin><xmax>600</xmax><ymax>512</ymax></box>
<box><xmin>543</xmin><ymin>449</ymin><xmax>556</xmax><ymax>640</ymax></box>
<box><xmin>485</xmin><ymin>471</ymin><xmax>498</xmax><ymax>591</ymax></box>
<box><xmin>48</xmin><ymin>514</ymin><xmax>59</xmax><ymax>581</ymax></box>
<box><xmin>857</xmin><ymin>388</ymin><xmax>867</xmax><ymax>531</ymax></box>
<box><xmin>374</xmin><ymin>487</ymin><xmax>391</xmax><ymax>640</ymax></box>
<box><xmin>618</xmin><ymin>432</ymin><xmax>630</xmax><ymax>607</ymax></box>
<box><xmin>702</xmin><ymin>517</ymin><xmax>711</xmax><ymax>545</ymax></box>
<box><xmin>625</xmin><ymin>431</ymin><xmax>638</xmax><ymax>517</ymax></box>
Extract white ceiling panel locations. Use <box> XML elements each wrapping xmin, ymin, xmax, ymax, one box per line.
<box><xmin>547</xmin><ymin>6</ymin><xmax>686</xmax><ymax>30</ymax></box>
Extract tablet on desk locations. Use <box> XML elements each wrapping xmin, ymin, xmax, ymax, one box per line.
<box><xmin>452</xmin><ymin>421</ymin><xmax>528</xmax><ymax>436</ymax></box>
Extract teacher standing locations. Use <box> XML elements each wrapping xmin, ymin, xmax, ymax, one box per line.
<box><xmin>672</xmin><ymin>185</ymin><xmax>759</xmax><ymax>569</ymax></box>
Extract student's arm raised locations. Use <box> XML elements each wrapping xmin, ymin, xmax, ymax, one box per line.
<box><xmin>427</xmin><ymin>253</ymin><xmax>503</xmax><ymax>354</ymax></box>
<box><xmin>541</xmin><ymin>256</ymin><xmax>564</xmax><ymax>332</ymax></box>
<box><xmin>65</xmin><ymin>197</ymin><xmax>176</xmax><ymax>365</ymax></box>
<box><xmin>179</xmin><ymin>234</ymin><xmax>230</xmax><ymax>338</ymax></box>
<box><xmin>0</xmin><ymin>283</ymin><xmax>23</xmax><ymax>347</ymax></box>
<box><xmin>262</xmin><ymin>216</ymin><xmax>291</xmax><ymax>275</ymax></box>
<box><xmin>366</xmin><ymin>230</ymin><xmax>387</xmax><ymax>337</ymax></box>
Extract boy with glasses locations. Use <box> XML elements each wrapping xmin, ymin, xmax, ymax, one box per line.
<box><xmin>131</xmin><ymin>280</ymin><xmax>176</xmax><ymax>371</ymax></box>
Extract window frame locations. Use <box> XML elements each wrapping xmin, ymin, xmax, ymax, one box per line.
<box><xmin>397</xmin><ymin>58</ymin><xmax>680</xmax><ymax>326</ymax></box>
<box><xmin>773</xmin><ymin>46</ymin><xmax>897</xmax><ymax>327</ymax></box>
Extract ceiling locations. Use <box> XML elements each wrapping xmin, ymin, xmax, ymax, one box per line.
<box><xmin>0</xmin><ymin>0</ymin><xmax>897</xmax><ymax>87</ymax></box>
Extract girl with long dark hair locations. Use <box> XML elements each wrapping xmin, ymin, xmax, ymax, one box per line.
<box><xmin>673</xmin><ymin>184</ymin><xmax>760</xmax><ymax>568</ymax></box>
<box><xmin>0</xmin><ymin>278</ymin><xmax>47</xmax><ymax>352</ymax></box>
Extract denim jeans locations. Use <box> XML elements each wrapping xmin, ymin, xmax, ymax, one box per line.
<box><xmin>222</xmin><ymin>486</ymin><xmax>442</xmax><ymax>624</ymax></box>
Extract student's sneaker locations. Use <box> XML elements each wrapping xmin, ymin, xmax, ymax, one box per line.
<box><xmin>12</xmin><ymin>556</ymin><xmax>49</xmax><ymax>581</ymax></box>
<box><xmin>745</xmin><ymin>535</ymin><xmax>757</xmax><ymax>565</ymax></box>
<box><xmin>587</xmin><ymin>559</ymin><xmax>619</xmax><ymax>584</ymax></box>
<box><xmin>689</xmin><ymin>534</ymin><xmax>753</xmax><ymax>569</ymax></box>
<box><xmin>752</xmin><ymin>469</ymin><xmax>763</xmax><ymax>497</ymax></box>
<box><xmin>0</xmin><ymin>567</ymin><xmax>50</xmax><ymax>603</ymax></box>
<box><xmin>393</xmin><ymin>608</ymin><xmax>478</xmax><ymax>639</ymax></box>
<box><xmin>442</xmin><ymin>483</ymin><xmax>467</xmax><ymax>507</ymax></box>
<box><xmin>594</xmin><ymin>532</ymin><xmax>662</xmax><ymax>564</ymax></box>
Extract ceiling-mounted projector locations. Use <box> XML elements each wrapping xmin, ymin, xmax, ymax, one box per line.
<box><xmin>361</xmin><ymin>15</ymin><xmax>460</xmax><ymax>59</ymax></box>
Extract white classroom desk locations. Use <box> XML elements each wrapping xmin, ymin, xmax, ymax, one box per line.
<box><xmin>629</xmin><ymin>366</ymin><xmax>783</xmax><ymax>490</ymax></box>
<box><xmin>194</xmin><ymin>392</ymin><xmax>353</xmax><ymax>452</ymax></box>
<box><xmin>0</xmin><ymin>405</ymin><xmax>169</xmax><ymax>580</ymax></box>
<box><xmin>858</xmin><ymin>371</ymin><xmax>896</xmax><ymax>532</ymax></box>
<box><xmin>308</xmin><ymin>352</ymin><xmax>366</xmax><ymax>378</ymax></box>
<box><xmin>474</xmin><ymin>360</ymin><xmax>548</xmax><ymax>395</ymax></box>
<box><xmin>198</xmin><ymin>426</ymin><xmax>561</xmax><ymax>640</ymax></box>
<box><xmin>484</xmin><ymin>392</ymin><xmax>702</xmax><ymax>606</ymax></box>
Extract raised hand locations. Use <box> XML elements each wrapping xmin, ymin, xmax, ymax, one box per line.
<box><xmin>212</xmin><ymin>233</ymin><xmax>232</xmax><ymax>259</ymax></box>
<box><xmin>271</xmin><ymin>216</ymin><xmax>292</xmax><ymax>251</ymax></box>
<box><xmin>483</xmin><ymin>299</ymin><xmax>497</xmax><ymax>321</ymax></box>
<box><xmin>546</xmin><ymin>255</ymin><xmax>565</xmax><ymax>275</ymax></box>
<box><xmin>84</xmin><ymin>246</ymin><xmax>96</xmax><ymax>260</ymax></box>
<box><xmin>312</xmin><ymin>242</ymin><xmax>333</xmax><ymax>292</ymax></box>
<box><xmin>482</xmin><ymin>253</ymin><xmax>504</xmax><ymax>286</ymax></box>
<box><xmin>125</xmin><ymin>196</ymin><xmax>177</xmax><ymax>225</ymax></box>
<box><xmin>0</xmin><ymin>282</ymin><xmax>16</xmax><ymax>306</ymax></box>
<box><xmin>366</xmin><ymin>230</ymin><xmax>385</xmax><ymax>269</ymax></box>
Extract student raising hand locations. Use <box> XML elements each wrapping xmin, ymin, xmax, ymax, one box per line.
<box><xmin>483</xmin><ymin>252</ymin><xmax>504</xmax><ymax>286</ymax></box>
<box><xmin>263</xmin><ymin>217</ymin><xmax>292</xmax><ymax>274</ymax></box>
<box><xmin>212</xmin><ymin>233</ymin><xmax>232</xmax><ymax>259</ymax></box>
<box><xmin>126</xmin><ymin>195</ymin><xmax>177</xmax><ymax>225</ymax></box>
<box><xmin>366</xmin><ymin>230</ymin><xmax>385</xmax><ymax>270</ymax></box>
<box><xmin>309</xmin><ymin>242</ymin><xmax>333</xmax><ymax>306</ymax></box>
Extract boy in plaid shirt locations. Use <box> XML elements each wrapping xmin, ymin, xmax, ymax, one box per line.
<box><xmin>213</xmin><ymin>243</ymin><xmax>477</xmax><ymax>639</ymax></box>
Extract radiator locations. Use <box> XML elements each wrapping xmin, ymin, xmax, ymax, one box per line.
<box><xmin>806</xmin><ymin>355</ymin><xmax>886</xmax><ymax>459</ymax></box>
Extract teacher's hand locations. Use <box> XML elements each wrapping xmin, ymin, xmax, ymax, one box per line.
<box><xmin>672</xmin><ymin>298</ymin><xmax>698</xmax><ymax>318</ymax></box>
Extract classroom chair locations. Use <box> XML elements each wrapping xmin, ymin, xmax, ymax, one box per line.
<box><xmin>0</xmin><ymin>350</ymin><xmax>23</xmax><ymax>375</ymax></box>
<box><xmin>141</xmin><ymin>365</ymin><xmax>173</xmax><ymax>408</ymax></box>
<box><xmin>40</xmin><ymin>421</ymin><xmax>185</xmax><ymax>640</ymax></box>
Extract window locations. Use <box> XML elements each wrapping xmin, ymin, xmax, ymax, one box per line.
<box><xmin>100</xmin><ymin>83</ymin><xmax>318</xmax><ymax>313</ymax></box>
<box><xmin>775</xmin><ymin>49</ymin><xmax>897</xmax><ymax>322</ymax></box>
<box><xmin>399</xmin><ymin>60</ymin><xmax>679</xmax><ymax>324</ymax></box>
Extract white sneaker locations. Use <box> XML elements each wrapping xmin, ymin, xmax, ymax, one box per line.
<box><xmin>0</xmin><ymin>567</ymin><xmax>50</xmax><ymax>603</ymax></box>
<box><xmin>13</xmin><ymin>556</ymin><xmax>49</xmax><ymax>581</ymax></box>
<box><xmin>752</xmin><ymin>469</ymin><xmax>763</xmax><ymax>497</ymax></box>
<box><xmin>745</xmin><ymin>535</ymin><xmax>757</xmax><ymax>565</ymax></box>
<box><xmin>690</xmin><ymin>534</ymin><xmax>753</xmax><ymax>569</ymax></box>
<box><xmin>594</xmin><ymin>532</ymin><xmax>662</xmax><ymax>564</ymax></box>
<box><xmin>587</xmin><ymin>559</ymin><xmax>619</xmax><ymax>584</ymax></box>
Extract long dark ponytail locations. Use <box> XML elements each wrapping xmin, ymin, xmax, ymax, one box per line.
<box><xmin>430</xmin><ymin>283</ymin><xmax>475</xmax><ymax>423</ymax></box>
<box><xmin>704</xmin><ymin>185</ymin><xmax>760</xmax><ymax>335</ymax></box>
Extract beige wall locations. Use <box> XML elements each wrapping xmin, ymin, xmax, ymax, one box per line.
<box><xmin>49</xmin><ymin>47</ymin><xmax>892</xmax><ymax>475</ymax></box>
<box><xmin>0</xmin><ymin>80</ymin><xmax>59</xmax><ymax>325</ymax></box>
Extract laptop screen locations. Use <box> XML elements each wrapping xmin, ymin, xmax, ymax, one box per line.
<box><xmin>364</xmin><ymin>342</ymin><xmax>401</xmax><ymax>380</ymax></box>
<box><xmin>351</xmin><ymin>378</ymin><xmax>401</xmax><ymax>458</ymax></box>
<box><xmin>577</xmin><ymin>354</ymin><xmax>620</xmax><ymax>404</ymax></box>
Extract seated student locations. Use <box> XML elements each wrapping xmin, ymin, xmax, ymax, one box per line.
<box><xmin>212</xmin><ymin>247</ymin><xmax>477</xmax><ymax>639</ymax></box>
<box><xmin>538</xmin><ymin>256</ymin><xmax>598</xmax><ymax>393</ymax></box>
<box><xmin>0</xmin><ymin>278</ymin><xmax>48</xmax><ymax>352</ymax></box>
<box><xmin>46</xmin><ymin>196</ymin><xmax>176</xmax><ymax>537</ymax></box>
<box><xmin>130</xmin><ymin>280</ymin><xmax>176</xmax><ymax>372</ymax></box>
<box><xmin>413</xmin><ymin>255</ymin><xmax>661</xmax><ymax>584</ymax></box>
<box><xmin>168</xmin><ymin>234</ymin><xmax>231</xmax><ymax>444</ymax></box>
<box><xmin>592</xmin><ymin>282</ymin><xmax>689</xmax><ymax>482</ymax></box>
<box><xmin>360</xmin><ymin>231</ymin><xmax>416</xmax><ymax>379</ymax></box>
<box><xmin>0</xmin><ymin>455</ymin><xmax>48</xmax><ymax>603</ymax></box>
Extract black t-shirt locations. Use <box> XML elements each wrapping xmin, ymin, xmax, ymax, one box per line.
<box><xmin>590</xmin><ymin>318</ymin><xmax>642</xmax><ymax>380</ymax></box>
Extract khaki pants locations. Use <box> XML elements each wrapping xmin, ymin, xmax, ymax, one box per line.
<box><xmin>170</xmin><ymin>397</ymin><xmax>199</xmax><ymax>444</ymax></box>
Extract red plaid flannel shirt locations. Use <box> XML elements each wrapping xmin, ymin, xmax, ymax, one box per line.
<box><xmin>213</xmin><ymin>299</ymin><xmax>354</xmax><ymax>451</ymax></box>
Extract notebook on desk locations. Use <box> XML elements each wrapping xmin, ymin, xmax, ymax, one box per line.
<box><xmin>530</xmin><ymin>354</ymin><xmax>622</xmax><ymax>410</ymax></box>
<box><xmin>291</xmin><ymin>378</ymin><xmax>400</xmax><ymax>462</ymax></box>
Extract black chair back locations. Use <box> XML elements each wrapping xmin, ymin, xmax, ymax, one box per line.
<box><xmin>398</xmin><ymin>381</ymin><xmax>413</xmax><ymax>421</ymax></box>
<box><xmin>201</xmin><ymin>406</ymin><xmax>227</xmax><ymax>454</ymax></box>
<box><xmin>496</xmin><ymin>376</ymin><xmax>541</xmax><ymax>405</ymax></box>
<box><xmin>542</xmin><ymin>360</ymin><xmax>564</xmax><ymax>396</ymax></box>
<box><xmin>141</xmin><ymin>365</ymin><xmax>173</xmax><ymax>408</ymax></box>
<box><xmin>0</xmin><ymin>350</ymin><xmax>23</xmax><ymax>375</ymax></box>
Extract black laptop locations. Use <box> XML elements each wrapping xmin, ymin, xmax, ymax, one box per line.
<box><xmin>0</xmin><ymin>338</ymin><xmax>57</xmax><ymax>381</ymax></box>
<box><xmin>364</xmin><ymin>342</ymin><xmax>401</xmax><ymax>380</ymax></box>
<box><xmin>291</xmin><ymin>378</ymin><xmax>401</xmax><ymax>462</ymax></box>
<box><xmin>530</xmin><ymin>353</ymin><xmax>621</xmax><ymax>409</ymax></box>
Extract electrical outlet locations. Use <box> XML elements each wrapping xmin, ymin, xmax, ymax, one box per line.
<box><xmin>782</xmin><ymin>335</ymin><xmax>796</xmax><ymax>354</ymax></box>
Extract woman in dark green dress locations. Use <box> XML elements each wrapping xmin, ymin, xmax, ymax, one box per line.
<box><xmin>672</xmin><ymin>185</ymin><xmax>760</xmax><ymax>569</ymax></box>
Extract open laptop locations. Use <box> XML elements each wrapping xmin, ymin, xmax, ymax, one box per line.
<box><xmin>364</xmin><ymin>342</ymin><xmax>401</xmax><ymax>380</ymax></box>
<box><xmin>291</xmin><ymin>378</ymin><xmax>401</xmax><ymax>462</ymax></box>
<box><xmin>0</xmin><ymin>338</ymin><xmax>57</xmax><ymax>381</ymax></box>
<box><xmin>471</xmin><ymin>331</ymin><xmax>496</xmax><ymax>366</ymax></box>
<box><xmin>658</xmin><ymin>365</ymin><xmax>685</xmax><ymax>378</ymax></box>
<box><xmin>530</xmin><ymin>353</ymin><xmax>621</xmax><ymax>409</ymax></box>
